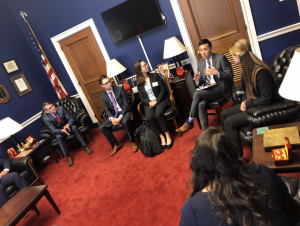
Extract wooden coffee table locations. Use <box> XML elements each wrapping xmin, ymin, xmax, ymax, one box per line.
<box><xmin>0</xmin><ymin>185</ymin><xmax>60</xmax><ymax>226</ymax></box>
<box><xmin>252</xmin><ymin>121</ymin><xmax>300</xmax><ymax>173</ymax></box>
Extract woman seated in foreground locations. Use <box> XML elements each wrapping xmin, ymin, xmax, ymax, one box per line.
<box><xmin>221</xmin><ymin>39</ymin><xmax>279</xmax><ymax>157</ymax></box>
<box><xmin>180</xmin><ymin>128</ymin><xmax>289</xmax><ymax>226</ymax></box>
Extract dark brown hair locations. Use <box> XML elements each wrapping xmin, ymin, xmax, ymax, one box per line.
<box><xmin>134</xmin><ymin>60</ymin><xmax>147</xmax><ymax>86</ymax></box>
<box><xmin>189</xmin><ymin>128</ymin><xmax>275</xmax><ymax>226</ymax></box>
<box><xmin>98</xmin><ymin>75</ymin><xmax>108</xmax><ymax>85</ymax></box>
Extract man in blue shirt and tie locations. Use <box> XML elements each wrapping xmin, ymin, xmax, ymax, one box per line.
<box><xmin>42</xmin><ymin>102</ymin><xmax>93</xmax><ymax>167</ymax></box>
<box><xmin>99</xmin><ymin>75</ymin><xmax>138</xmax><ymax>156</ymax></box>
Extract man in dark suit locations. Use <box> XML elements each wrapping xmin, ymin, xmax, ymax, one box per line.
<box><xmin>0</xmin><ymin>159</ymin><xmax>29</xmax><ymax>207</ymax></box>
<box><xmin>98</xmin><ymin>75</ymin><xmax>138</xmax><ymax>156</ymax></box>
<box><xmin>42</xmin><ymin>102</ymin><xmax>93</xmax><ymax>167</ymax></box>
<box><xmin>176</xmin><ymin>39</ymin><xmax>234</xmax><ymax>132</ymax></box>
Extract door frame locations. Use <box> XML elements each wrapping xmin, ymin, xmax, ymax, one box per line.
<box><xmin>170</xmin><ymin>0</ymin><xmax>262</xmax><ymax>73</ymax></box>
<box><xmin>51</xmin><ymin>18</ymin><xmax>110</xmax><ymax>123</ymax></box>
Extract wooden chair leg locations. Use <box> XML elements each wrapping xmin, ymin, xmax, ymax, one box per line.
<box><xmin>28</xmin><ymin>159</ymin><xmax>45</xmax><ymax>185</ymax></box>
<box><xmin>56</xmin><ymin>148</ymin><xmax>64</xmax><ymax>159</ymax></box>
<box><xmin>195</xmin><ymin>117</ymin><xmax>202</xmax><ymax>130</ymax></box>
<box><xmin>46</xmin><ymin>143</ymin><xmax>59</xmax><ymax>164</ymax></box>
<box><xmin>85</xmin><ymin>133</ymin><xmax>92</xmax><ymax>144</ymax></box>
<box><xmin>173</xmin><ymin>118</ymin><xmax>182</xmax><ymax>137</ymax></box>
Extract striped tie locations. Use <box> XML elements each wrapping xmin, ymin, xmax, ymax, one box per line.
<box><xmin>205</xmin><ymin>60</ymin><xmax>212</xmax><ymax>86</ymax></box>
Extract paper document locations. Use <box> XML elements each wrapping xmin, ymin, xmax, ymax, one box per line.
<box><xmin>196</xmin><ymin>83</ymin><xmax>217</xmax><ymax>91</ymax></box>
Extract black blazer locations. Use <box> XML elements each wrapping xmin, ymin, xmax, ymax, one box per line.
<box><xmin>196</xmin><ymin>53</ymin><xmax>234</xmax><ymax>101</ymax></box>
<box><xmin>101</xmin><ymin>86</ymin><xmax>130</xmax><ymax>119</ymax></box>
<box><xmin>0</xmin><ymin>159</ymin><xmax>11</xmax><ymax>171</ymax></box>
<box><xmin>43</xmin><ymin>106</ymin><xmax>74</xmax><ymax>136</ymax></box>
<box><xmin>137</xmin><ymin>73</ymin><xmax>171</xmax><ymax>107</ymax></box>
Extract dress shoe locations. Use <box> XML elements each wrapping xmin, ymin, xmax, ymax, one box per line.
<box><xmin>166</xmin><ymin>138</ymin><xmax>174</xmax><ymax>149</ymax></box>
<box><xmin>132</xmin><ymin>142</ymin><xmax>139</xmax><ymax>153</ymax></box>
<box><xmin>110</xmin><ymin>143</ymin><xmax>123</xmax><ymax>156</ymax></box>
<box><xmin>175</xmin><ymin>122</ymin><xmax>194</xmax><ymax>133</ymax></box>
<box><xmin>67</xmin><ymin>157</ymin><xmax>73</xmax><ymax>167</ymax></box>
<box><xmin>161</xmin><ymin>145</ymin><xmax>167</xmax><ymax>149</ymax></box>
<box><xmin>84</xmin><ymin>146</ymin><xmax>93</xmax><ymax>154</ymax></box>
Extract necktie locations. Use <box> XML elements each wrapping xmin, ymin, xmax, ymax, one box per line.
<box><xmin>109</xmin><ymin>92</ymin><xmax>118</xmax><ymax>118</ymax></box>
<box><xmin>54</xmin><ymin>113</ymin><xmax>63</xmax><ymax>124</ymax></box>
<box><xmin>205</xmin><ymin>60</ymin><xmax>211</xmax><ymax>86</ymax></box>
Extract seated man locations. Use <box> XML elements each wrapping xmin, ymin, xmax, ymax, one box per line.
<box><xmin>176</xmin><ymin>39</ymin><xmax>234</xmax><ymax>133</ymax></box>
<box><xmin>0</xmin><ymin>158</ymin><xmax>29</xmax><ymax>208</ymax></box>
<box><xmin>42</xmin><ymin>102</ymin><xmax>93</xmax><ymax>167</ymax></box>
<box><xmin>99</xmin><ymin>75</ymin><xmax>138</xmax><ymax>156</ymax></box>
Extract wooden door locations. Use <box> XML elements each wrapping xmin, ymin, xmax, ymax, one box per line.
<box><xmin>178</xmin><ymin>0</ymin><xmax>249</xmax><ymax>86</ymax></box>
<box><xmin>59</xmin><ymin>27</ymin><xmax>111</xmax><ymax>124</ymax></box>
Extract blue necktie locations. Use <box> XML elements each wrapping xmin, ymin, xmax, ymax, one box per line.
<box><xmin>205</xmin><ymin>60</ymin><xmax>211</xmax><ymax>86</ymax></box>
<box><xmin>109</xmin><ymin>92</ymin><xmax>118</xmax><ymax>118</ymax></box>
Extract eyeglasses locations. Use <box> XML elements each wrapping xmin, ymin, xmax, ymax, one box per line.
<box><xmin>45</xmin><ymin>105</ymin><xmax>54</xmax><ymax>111</ymax></box>
<box><xmin>142</xmin><ymin>63</ymin><xmax>148</xmax><ymax>68</ymax></box>
<box><xmin>102</xmin><ymin>80</ymin><xmax>111</xmax><ymax>86</ymax></box>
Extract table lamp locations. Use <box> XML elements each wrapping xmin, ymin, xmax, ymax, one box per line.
<box><xmin>279</xmin><ymin>48</ymin><xmax>300</xmax><ymax>101</ymax></box>
<box><xmin>0</xmin><ymin>117</ymin><xmax>24</xmax><ymax>152</ymax></box>
<box><xmin>107</xmin><ymin>59</ymin><xmax>127</xmax><ymax>85</ymax></box>
<box><xmin>163</xmin><ymin>36</ymin><xmax>187</xmax><ymax>77</ymax></box>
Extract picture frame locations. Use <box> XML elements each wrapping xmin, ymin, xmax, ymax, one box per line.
<box><xmin>10</xmin><ymin>73</ymin><xmax>32</xmax><ymax>96</ymax></box>
<box><xmin>1</xmin><ymin>58</ymin><xmax>20</xmax><ymax>75</ymax></box>
<box><xmin>157</xmin><ymin>62</ymin><xmax>170</xmax><ymax>77</ymax></box>
<box><xmin>24</xmin><ymin>134</ymin><xmax>36</xmax><ymax>144</ymax></box>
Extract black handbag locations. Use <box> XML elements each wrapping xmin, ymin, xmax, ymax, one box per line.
<box><xmin>134</xmin><ymin>122</ymin><xmax>163</xmax><ymax>157</ymax></box>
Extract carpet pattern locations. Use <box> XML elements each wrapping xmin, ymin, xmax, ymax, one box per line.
<box><xmin>17</xmin><ymin>102</ymin><xmax>299</xmax><ymax>226</ymax></box>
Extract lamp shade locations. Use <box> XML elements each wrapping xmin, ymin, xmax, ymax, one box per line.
<box><xmin>0</xmin><ymin>117</ymin><xmax>23</xmax><ymax>139</ymax></box>
<box><xmin>107</xmin><ymin>59</ymin><xmax>127</xmax><ymax>78</ymax></box>
<box><xmin>279</xmin><ymin>48</ymin><xmax>300</xmax><ymax>101</ymax></box>
<box><xmin>163</xmin><ymin>36</ymin><xmax>187</xmax><ymax>59</ymax></box>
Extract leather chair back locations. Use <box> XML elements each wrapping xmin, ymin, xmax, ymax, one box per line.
<box><xmin>271</xmin><ymin>44</ymin><xmax>300</xmax><ymax>86</ymax></box>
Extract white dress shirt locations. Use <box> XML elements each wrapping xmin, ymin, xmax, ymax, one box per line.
<box><xmin>144</xmin><ymin>77</ymin><xmax>156</xmax><ymax>101</ymax></box>
<box><xmin>106</xmin><ymin>89</ymin><xmax>123</xmax><ymax>120</ymax></box>
<box><xmin>195</xmin><ymin>55</ymin><xmax>218</xmax><ymax>86</ymax></box>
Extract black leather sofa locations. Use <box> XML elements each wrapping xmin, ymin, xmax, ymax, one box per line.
<box><xmin>6</xmin><ymin>156</ymin><xmax>37</xmax><ymax>199</ymax></box>
<box><xmin>232</xmin><ymin>44</ymin><xmax>300</xmax><ymax>146</ymax></box>
<box><xmin>40</xmin><ymin>97</ymin><xmax>91</xmax><ymax>152</ymax></box>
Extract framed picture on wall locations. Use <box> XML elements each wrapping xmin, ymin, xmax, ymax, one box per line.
<box><xmin>10</xmin><ymin>73</ymin><xmax>32</xmax><ymax>96</ymax></box>
<box><xmin>157</xmin><ymin>62</ymin><xmax>170</xmax><ymax>77</ymax></box>
<box><xmin>1</xmin><ymin>59</ymin><xmax>20</xmax><ymax>75</ymax></box>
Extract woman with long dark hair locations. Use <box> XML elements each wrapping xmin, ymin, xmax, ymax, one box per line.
<box><xmin>134</xmin><ymin>60</ymin><xmax>173</xmax><ymax>149</ymax></box>
<box><xmin>221</xmin><ymin>39</ymin><xmax>279</xmax><ymax>157</ymax></box>
<box><xmin>180</xmin><ymin>128</ymin><xmax>289</xmax><ymax>226</ymax></box>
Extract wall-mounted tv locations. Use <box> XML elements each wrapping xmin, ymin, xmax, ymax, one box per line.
<box><xmin>101</xmin><ymin>0</ymin><xmax>165</xmax><ymax>45</ymax></box>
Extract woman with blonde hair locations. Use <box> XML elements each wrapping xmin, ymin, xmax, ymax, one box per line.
<box><xmin>220</xmin><ymin>39</ymin><xmax>279</xmax><ymax>157</ymax></box>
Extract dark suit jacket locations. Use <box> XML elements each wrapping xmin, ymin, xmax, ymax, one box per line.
<box><xmin>43</xmin><ymin>106</ymin><xmax>74</xmax><ymax>136</ymax></box>
<box><xmin>137</xmin><ymin>73</ymin><xmax>171</xmax><ymax>106</ymax></box>
<box><xmin>0</xmin><ymin>159</ymin><xmax>10</xmax><ymax>171</ymax></box>
<box><xmin>196</xmin><ymin>53</ymin><xmax>234</xmax><ymax>101</ymax></box>
<box><xmin>101</xmin><ymin>86</ymin><xmax>130</xmax><ymax>119</ymax></box>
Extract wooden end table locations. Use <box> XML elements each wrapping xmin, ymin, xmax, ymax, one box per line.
<box><xmin>0</xmin><ymin>185</ymin><xmax>60</xmax><ymax>226</ymax></box>
<box><xmin>252</xmin><ymin>121</ymin><xmax>300</xmax><ymax>173</ymax></box>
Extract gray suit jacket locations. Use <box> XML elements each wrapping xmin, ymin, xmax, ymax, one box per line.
<box><xmin>196</xmin><ymin>53</ymin><xmax>234</xmax><ymax>101</ymax></box>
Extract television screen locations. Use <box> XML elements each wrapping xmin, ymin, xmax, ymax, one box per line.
<box><xmin>101</xmin><ymin>0</ymin><xmax>165</xmax><ymax>45</ymax></box>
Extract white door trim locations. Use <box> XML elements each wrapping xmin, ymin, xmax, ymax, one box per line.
<box><xmin>51</xmin><ymin>18</ymin><xmax>110</xmax><ymax>123</ymax></box>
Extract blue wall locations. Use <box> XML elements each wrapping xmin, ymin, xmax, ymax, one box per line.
<box><xmin>249</xmin><ymin>0</ymin><xmax>300</xmax><ymax>65</ymax></box>
<box><xmin>0</xmin><ymin>1</ymin><xmax>58</xmax><ymax>159</ymax></box>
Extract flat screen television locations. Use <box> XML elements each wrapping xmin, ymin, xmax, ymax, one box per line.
<box><xmin>101</xmin><ymin>0</ymin><xmax>165</xmax><ymax>45</ymax></box>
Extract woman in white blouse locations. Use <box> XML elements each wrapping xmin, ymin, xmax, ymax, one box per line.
<box><xmin>134</xmin><ymin>60</ymin><xmax>173</xmax><ymax>149</ymax></box>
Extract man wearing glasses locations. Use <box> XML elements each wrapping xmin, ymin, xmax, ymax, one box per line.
<box><xmin>98</xmin><ymin>75</ymin><xmax>138</xmax><ymax>156</ymax></box>
<box><xmin>42</xmin><ymin>102</ymin><xmax>93</xmax><ymax>167</ymax></box>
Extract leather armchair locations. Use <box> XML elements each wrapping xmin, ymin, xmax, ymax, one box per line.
<box><xmin>279</xmin><ymin>175</ymin><xmax>300</xmax><ymax>226</ymax></box>
<box><xmin>6</xmin><ymin>156</ymin><xmax>37</xmax><ymax>199</ymax></box>
<box><xmin>40</xmin><ymin>97</ymin><xmax>91</xmax><ymax>151</ymax></box>
<box><xmin>234</xmin><ymin>44</ymin><xmax>300</xmax><ymax>146</ymax></box>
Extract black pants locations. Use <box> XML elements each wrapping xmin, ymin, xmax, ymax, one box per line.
<box><xmin>221</xmin><ymin>103</ymin><xmax>248</xmax><ymax>156</ymax></box>
<box><xmin>99</xmin><ymin>111</ymin><xmax>135</xmax><ymax>144</ymax></box>
<box><xmin>144</xmin><ymin>101</ymin><xmax>169</xmax><ymax>136</ymax></box>
<box><xmin>55</xmin><ymin>124</ymin><xmax>87</xmax><ymax>156</ymax></box>
<box><xmin>0</xmin><ymin>172</ymin><xmax>29</xmax><ymax>207</ymax></box>
<box><xmin>190</xmin><ymin>86</ymin><xmax>222</xmax><ymax>130</ymax></box>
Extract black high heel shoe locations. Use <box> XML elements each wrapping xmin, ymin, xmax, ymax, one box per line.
<box><xmin>166</xmin><ymin>138</ymin><xmax>173</xmax><ymax>149</ymax></box>
<box><xmin>161</xmin><ymin>137</ymin><xmax>167</xmax><ymax>149</ymax></box>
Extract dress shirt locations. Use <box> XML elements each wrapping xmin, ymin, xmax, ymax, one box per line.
<box><xmin>106</xmin><ymin>89</ymin><xmax>123</xmax><ymax>120</ymax></box>
<box><xmin>144</xmin><ymin>77</ymin><xmax>156</xmax><ymax>101</ymax></box>
<box><xmin>195</xmin><ymin>55</ymin><xmax>218</xmax><ymax>86</ymax></box>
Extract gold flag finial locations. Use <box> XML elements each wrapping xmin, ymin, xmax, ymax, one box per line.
<box><xmin>20</xmin><ymin>11</ymin><xmax>27</xmax><ymax>21</ymax></box>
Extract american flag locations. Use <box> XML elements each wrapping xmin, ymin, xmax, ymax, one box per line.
<box><xmin>27</xmin><ymin>28</ymin><xmax>68</xmax><ymax>99</ymax></box>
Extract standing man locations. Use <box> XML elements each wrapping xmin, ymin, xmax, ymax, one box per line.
<box><xmin>176</xmin><ymin>39</ymin><xmax>234</xmax><ymax>132</ymax></box>
<box><xmin>42</xmin><ymin>102</ymin><xmax>93</xmax><ymax>167</ymax></box>
<box><xmin>0</xmin><ymin>159</ymin><xmax>29</xmax><ymax>207</ymax></box>
<box><xmin>99</xmin><ymin>75</ymin><xmax>138</xmax><ymax>156</ymax></box>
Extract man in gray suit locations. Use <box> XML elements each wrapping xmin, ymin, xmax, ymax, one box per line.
<box><xmin>176</xmin><ymin>39</ymin><xmax>234</xmax><ymax>133</ymax></box>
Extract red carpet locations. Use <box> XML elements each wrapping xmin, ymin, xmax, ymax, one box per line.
<box><xmin>17</xmin><ymin>101</ymin><xmax>300</xmax><ymax>226</ymax></box>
